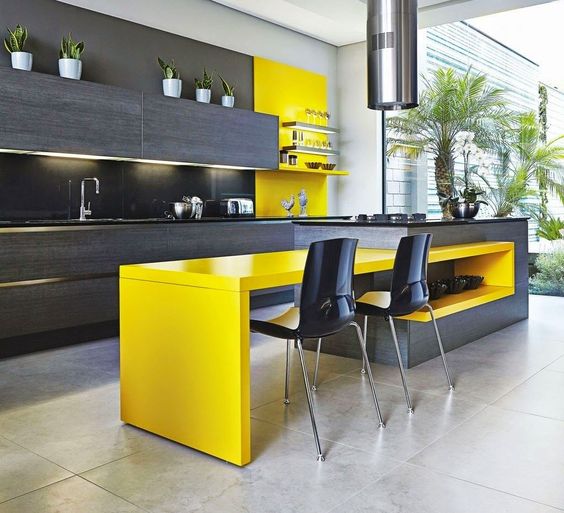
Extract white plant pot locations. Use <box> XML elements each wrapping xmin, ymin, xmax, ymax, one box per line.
<box><xmin>221</xmin><ymin>95</ymin><xmax>235</xmax><ymax>108</ymax></box>
<box><xmin>162</xmin><ymin>78</ymin><xmax>182</xmax><ymax>98</ymax></box>
<box><xmin>11</xmin><ymin>51</ymin><xmax>32</xmax><ymax>71</ymax></box>
<box><xmin>195</xmin><ymin>88</ymin><xmax>211</xmax><ymax>103</ymax></box>
<box><xmin>58</xmin><ymin>58</ymin><xmax>82</xmax><ymax>80</ymax></box>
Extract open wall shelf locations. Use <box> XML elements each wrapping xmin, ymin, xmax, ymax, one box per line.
<box><xmin>276</xmin><ymin>166</ymin><xmax>348</xmax><ymax>176</ymax></box>
<box><xmin>282</xmin><ymin>145</ymin><xmax>340</xmax><ymax>156</ymax></box>
<box><xmin>282</xmin><ymin>121</ymin><xmax>339</xmax><ymax>134</ymax></box>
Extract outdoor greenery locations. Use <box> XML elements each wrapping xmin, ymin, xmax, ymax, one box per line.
<box><xmin>59</xmin><ymin>33</ymin><xmax>84</xmax><ymax>60</ymax></box>
<box><xmin>194</xmin><ymin>68</ymin><xmax>213</xmax><ymax>90</ymax></box>
<box><xmin>536</xmin><ymin>214</ymin><xmax>564</xmax><ymax>240</ymax></box>
<box><xmin>4</xmin><ymin>24</ymin><xmax>28</xmax><ymax>53</ymax></box>
<box><xmin>386</xmin><ymin>67</ymin><xmax>507</xmax><ymax>216</ymax></box>
<box><xmin>158</xmin><ymin>57</ymin><xmax>180</xmax><ymax>80</ymax></box>
<box><xmin>474</xmin><ymin>112</ymin><xmax>564</xmax><ymax>217</ymax></box>
<box><xmin>530</xmin><ymin>249</ymin><xmax>564</xmax><ymax>296</ymax></box>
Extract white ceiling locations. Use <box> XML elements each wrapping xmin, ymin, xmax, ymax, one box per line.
<box><xmin>210</xmin><ymin>0</ymin><xmax>554</xmax><ymax>46</ymax></box>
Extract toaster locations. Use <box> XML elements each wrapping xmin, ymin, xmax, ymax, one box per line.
<box><xmin>220</xmin><ymin>198</ymin><xmax>254</xmax><ymax>217</ymax></box>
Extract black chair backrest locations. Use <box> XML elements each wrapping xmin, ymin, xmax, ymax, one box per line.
<box><xmin>389</xmin><ymin>233</ymin><xmax>432</xmax><ymax>316</ymax></box>
<box><xmin>298</xmin><ymin>238</ymin><xmax>358</xmax><ymax>339</ymax></box>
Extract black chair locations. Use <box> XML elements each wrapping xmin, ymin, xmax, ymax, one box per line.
<box><xmin>250</xmin><ymin>238</ymin><xmax>385</xmax><ymax>462</ymax></box>
<box><xmin>310</xmin><ymin>234</ymin><xmax>454</xmax><ymax>414</ymax></box>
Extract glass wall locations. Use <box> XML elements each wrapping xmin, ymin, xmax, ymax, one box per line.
<box><xmin>384</xmin><ymin>21</ymin><xmax>550</xmax><ymax>225</ymax></box>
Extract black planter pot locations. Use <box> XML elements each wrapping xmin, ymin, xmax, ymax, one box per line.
<box><xmin>452</xmin><ymin>202</ymin><xmax>481</xmax><ymax>219</ymax></box>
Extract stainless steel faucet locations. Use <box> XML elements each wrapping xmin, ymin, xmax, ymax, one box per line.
<box><xmin>79</xmin><ymin>177</ymin><xmax>100</xmax><ymax>220</ymax></box>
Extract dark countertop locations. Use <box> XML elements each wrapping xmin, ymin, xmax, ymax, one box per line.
<box><xmin>0</xmin><ymin>215</ymin><xmax>351</xmax><ymax>228</ymax></box>
<box><xmin>293</xmin><ymin>217</ymin><xmax>529</xmax><ymax>227</ymax></box>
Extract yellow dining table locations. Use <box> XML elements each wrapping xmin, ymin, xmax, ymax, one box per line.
<box><xmin>119</xmin><ymin>242</ymin><xmax>513</xmax><ymax>466</ymax></box>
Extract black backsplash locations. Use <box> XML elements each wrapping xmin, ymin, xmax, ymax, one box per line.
<box><xmin>0</xmin><ymin>154</ymin><xmax>255</xmax><ymax>220</ymax></box>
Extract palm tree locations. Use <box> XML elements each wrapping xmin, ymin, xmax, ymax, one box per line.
<box><xmin>386</xmin><ymin>67</ymin><xmax>508</xmax><ymax>215</ymax></box>
<box><xmin>476</xmin><ymin>112</ymin><xmax>564</xmax><ymax>217</ymax></box>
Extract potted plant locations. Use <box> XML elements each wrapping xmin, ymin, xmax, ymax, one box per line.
<box><xmin>59</xmin><ymin>33</ymin><xmax>84</xmax><ymax>80</ymax></box>
<box><xmin>194</xmin><ymin>68</ymin><xmax>213</xmax><ymax>103</ymax></box>
<box><xmin>447</xmin><ymin>130</ymin><xmax>489</xmax><ymax>218</ymax></box>
<box><xmin>219</xmin><ymin>74</ymin><xmax>235</xmax><ymax>108</ymax></box>
<box><xmin>4</xmin><ymin>25</ymin><xmax>32</xmax><ymax>71</ymax></box>
<box><xmin>158</xmin><ymin>57</ymin><xmax>181</xmax><ymax>98</ymax></box>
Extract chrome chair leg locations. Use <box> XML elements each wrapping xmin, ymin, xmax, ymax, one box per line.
<box><xmin>360</xmin><ymin>315</ymin><xmax>368</xmax><ymax>374</ymax></box>
<box><xmin>312</xmin><ymin>338</ymin><xmax>322</xmax><ymax>391</ymax></box>
<box><xmin>351</xmin><ymin>321</ymin><xmax>386</xmax><ymax>428</ymax></box>
<box><xmin>284</xmin><ymin>339</ymin><xmax>291</xmax><ymax>404</ymax></box>
<box><xmin>424</xmin><ymin>304</ymin><xmax>455</xmax><ymax>391</ymax></box>
<box><xmin>388</xmin><ymin>316</ymin><xmax>414</xmax><ymax>414</ymax></box>
<box><xmin>296</xmin><ymin>338</ymin><xmax>325</xmax><ymax>461</ymax></box>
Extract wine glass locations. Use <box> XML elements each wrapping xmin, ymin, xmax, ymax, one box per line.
<box><xmin>305</xmin><ymin>108</ymin><xmax>312</xmax><ymax>124</ymax></box>
<box><xmin>325</xmin><ymin>112</ymin><xmax>331</xmax><ymax>126</ymax></box>
<box><xmin>317</xmin><ymin>110</ymin><xmax>324</xmax><ymax>125</ymax></box>
<box><xmin>312</xmin><ymin>110</ymin><xmax>318</xmax><ymax>125</ymax></box>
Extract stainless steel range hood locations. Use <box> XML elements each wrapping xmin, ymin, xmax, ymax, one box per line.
<box><xmin>367</xmin><ymin>0</ymin><xmax>418</xmax><ymax>110</ymax></box>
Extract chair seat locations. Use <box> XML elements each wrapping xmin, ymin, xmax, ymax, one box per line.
<box><xmin>250</xmin><ymin>307</ymin><xmax>299</xmax><ymax>340</ymax></box>
<box><xmin>356</xmin><ymin>291</ymin><xmax>391</xmax><ymax>316</ymax></box>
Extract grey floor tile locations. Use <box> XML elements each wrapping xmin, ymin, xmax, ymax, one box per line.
<box><xmin>0</xmin><ymin>476</ymin><xmax>144</xmax><ymax>513</ymax></box>
<box><xmin>251</xmin><ymin>333</ymin><xmax>360</xmax><ymax>409</ymax></box>
<box><xmin>348</xmin><ymin>330</ymin><xmax>564</xmax><ymax>404</ymax></box>
<box><xmin>82</xmin><ymin>418</ymin><xmax>399</xmax><ymax>513</ymax></box>
<box><xmin>0</xmin><ymin>339</ymin><xmax>118</xmax><ymax>412</ymax></box>
<box><xmin>410</xmin><ymin>407</ymin><xmax>564</xmax><ymax>510</ymax></box>
<box><xmin>494</xmin><ymin>369</ymin><xmax>564</xmax><ymax>421</ymax></box>
<box><xmin>328</xmin><ymin>463</ymin><xmax>560</xmax><ymax>513</ymax></box>
<box><xmin>0</xmin><ymin>436</ymin><xmax>71</xmax><ymax>503</ymax></box>
<box><xmin>251</xmin><ymin>375</ymin><xmax>485</xmax><ymax>462</ymax></box>
<box><xmin>546</xmin><ymin>356</ymin><xmax>564</xmax><ymax>373</ymax></box>
<box><xmin>0</xmin><ymin>384</ymin><xmax>155</xmax><ymax>474</ymax></box>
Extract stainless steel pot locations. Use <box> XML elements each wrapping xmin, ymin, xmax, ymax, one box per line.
<box><xmin>165</xmin><ymin>202</ymin><xmax>193</xmax><ymax>220</ymax></box>
<box><xmin>452</xmin><ymin>202</ymin><xmax>481</xmax><ymax>219</ymax></box>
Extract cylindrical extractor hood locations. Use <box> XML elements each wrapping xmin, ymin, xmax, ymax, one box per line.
<box><xmin>367</xmin><ymin>0</ymin><xmax>418</xmax><ymax>110</ymax></box>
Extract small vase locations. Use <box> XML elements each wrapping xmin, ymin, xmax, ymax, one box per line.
<box><xmin>162</xmin><ymin>78</ymin><xmax>182</xmax><ymax>98</ymax></box>
<box><xmin>196</xmin><ymin>88</ymin><xmax>211</xmax><ymax>103</ymax></box>
<box><xmin>221</xmin><ymin>95</ymin><xmax>235</xmax><ymax>108</ymax></box>
<box><xmin>11</xmin><ymin>51</ymin><xmax>32</xmax><ymax>71</ymax></box>
<box><xmin>59</xmin><ymin>58</ymin><xmax>82</xmax><ymax>80</ymax></box>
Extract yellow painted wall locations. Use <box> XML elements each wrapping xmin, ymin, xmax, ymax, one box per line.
<box><xmin>254</xmin><ymin>57</ymin><xmax>329</xmax><ymax>217</ymax></box>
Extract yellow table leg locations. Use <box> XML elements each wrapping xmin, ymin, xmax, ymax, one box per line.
<box><xmin>120</xmin><ymin>277</ymin><xmax>251</xmax><ymax>466</ymax></box>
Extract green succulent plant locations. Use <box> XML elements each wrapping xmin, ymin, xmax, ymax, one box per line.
<box><xmin>4</xmin><ymin>25</ymin><xmax>28</xmax><ymax>53</ymax></box>
<box><xmin>194</xmin><ymin>68</ymin><xmax>213</xmax><ymax>90</ymax></box>
<box><xmin>536</xmin><ymin>214</ymin><xmax>564</xmax><ymax>241</ymax></box>
<box><xmin>158</xmin><ymin>57</ymin><xmax>180</xmax><ymax>79</ymax></box>
<box><xmin>218</xmin><ymin>74</ymin><xmax>235</xmax><ymax>96</ymax></box>
<box><xmin>59</xmin><ymin>33</ymin><xmax>84</xmax><ymax>60</ymax></box>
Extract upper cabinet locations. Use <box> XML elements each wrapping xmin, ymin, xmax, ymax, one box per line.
<box><xmin>142</xmin><ymin>94</ymin><xmax>279</xmax><ymax>169</ymax></box>
<box><xmin>0</xmin><ymin>68</ymin><xmax>142</xmax><ymax>158</ymax></box>
<box><xmin>0</xmin><ymin>68</ymin><xmax>279</xmax><ymax>169</ymax></box>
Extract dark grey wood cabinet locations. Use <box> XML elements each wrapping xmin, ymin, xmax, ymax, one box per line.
<box><xmin>142</xmin><ymin>94</ymin><xmax>279</xmax><ymax>169</ymax></box>
<box><xmin>0</xmin><ymin>68</ymin><xmax>142</xmax><ymax>158</ymax></box>
<box><xmin>0</xmin><ymin>68</ymin><xmax>279</xmax><ymax>169</ymax></box>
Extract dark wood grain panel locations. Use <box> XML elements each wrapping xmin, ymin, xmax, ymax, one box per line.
<box><xmin>0</xmin><ymin>222</ymin><xmax>294</xmax><ymax>283</ymax></box>
<box><xmin>142</xmin><ymin>94</ymin><xmax>279</xmax><ymax>169</ymax></box>
<box><xmin>0</xmin><ymin>68</ymin><xmax>142</xmax><ymax>158</ymax></box>
<box><xmin>0</xmin><ymin>277</ymin><xmax>117</xmax><ymax>339</ymax></box>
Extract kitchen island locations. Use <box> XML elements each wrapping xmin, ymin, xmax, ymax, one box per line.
<box><xmin>294</xmin><ymin>217</ymin><xmax>528</xmax><ymax>367</ymax></box>
<box><xmin>119</xmin><ymin>239</ymin><xmax>516</xmax><ymax>466</ymax></box>
<box><xmin>0</xmin><ymin>216</ymin><xmax>527</xmax><ymax>362</ymax></box>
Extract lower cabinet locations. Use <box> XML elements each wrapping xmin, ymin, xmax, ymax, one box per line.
<box><xmin>0</xmin><ymin>221</ymin><xmax>294</xmax><ymax>352</ymax></box>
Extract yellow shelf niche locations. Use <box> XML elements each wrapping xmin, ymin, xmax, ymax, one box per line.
<box><xmin>254</xmin><ymin>57</ymin><xmax>335</xmax><ymax>216</ymax></box>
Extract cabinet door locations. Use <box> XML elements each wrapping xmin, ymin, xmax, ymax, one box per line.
<box><xmin>0</xmin><ymin>68</ymin><xmax>142</xmax><ymax>158</ymax></box>
<box><xmin>142</xmin><ymin>94</ymin><xmax>278</xmax><ymax>169</ymax></box>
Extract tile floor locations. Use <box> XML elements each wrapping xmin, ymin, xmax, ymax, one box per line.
<box><xmin>0</xmin><ymin>295</ymin><xmax>563</xmax><ymax>512</ymax></box>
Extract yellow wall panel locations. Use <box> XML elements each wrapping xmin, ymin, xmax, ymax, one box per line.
<box><xmin>253</xmin><ymin>57</ymin><xmax>330</xmax><ymax>216</ymax></box>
